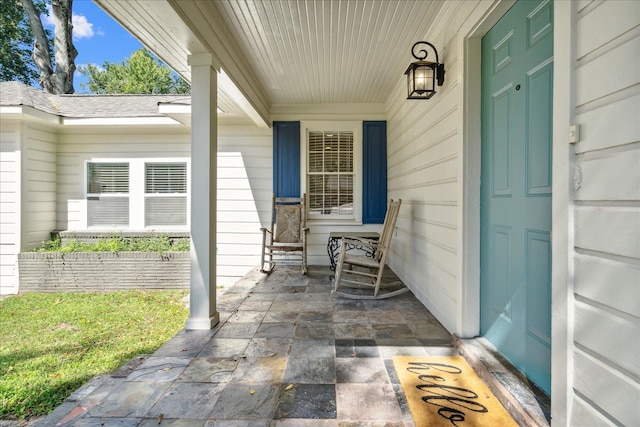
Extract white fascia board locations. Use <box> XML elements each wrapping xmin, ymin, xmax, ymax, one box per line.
<box><xmin>61</xmin><ymin>116</ymin><xmax>183</xmax><ymax>126</ymax></box>
<box><xmin>158</xmin><ymin>103</ymin><xmax>192</xmax><ymax>126</ymax></box>
<box><xmin>0</xmin><ymin>106</ymin><xmax>24</xmax><ymax>114</ymax></box>
<box><xmin>0</xmin><ymin>105</ymin><xmax>62</xmax><ymax>125</ymax></box>
<box><xmin>158</xmin><ymin>103</ymin><xmax>191</xmax><ymax>115</ymax></box>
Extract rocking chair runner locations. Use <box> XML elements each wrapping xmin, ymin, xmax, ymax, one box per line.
<box><xmin>260</xmin><ymin>194</ymin><xmax>309</xmax><ymax>274</ymax></box>
<box><xmin>333</xmin><ymin>199</ymin><xmax>407</xmax><ymax>299</ymax></box>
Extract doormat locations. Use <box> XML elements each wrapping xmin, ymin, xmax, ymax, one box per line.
<box><xmin>392</xmin><ymin>356</ymin><xmax>517</xmax><ymax>427</ymax></box>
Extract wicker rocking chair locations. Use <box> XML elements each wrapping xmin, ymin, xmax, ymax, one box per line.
<box><xmin>260</xmin><ymin>194</ymin><xmax>309</xmax><ymax>274</ymax></box>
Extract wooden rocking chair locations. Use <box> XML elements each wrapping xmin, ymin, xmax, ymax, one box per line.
<box><xmin>260</xmin><ymin>194</ymin><xmax>309</xmax><ymax>274</ymax></box>
<box><xmin>333</xmin><ymin>199</ymin><xmax>408</xmax><ymax>299</ymax></box>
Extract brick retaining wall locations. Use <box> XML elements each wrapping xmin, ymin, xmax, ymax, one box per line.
<box><xmin>18</xmin><ymin>252</ymin><xmax>189</xmax><ymax>292</ymax></box>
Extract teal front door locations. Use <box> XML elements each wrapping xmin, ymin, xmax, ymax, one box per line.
<box><xmin>480</xmin><ymin>0</ymin><xmax>553</xmax><ymax>394</ymax></box>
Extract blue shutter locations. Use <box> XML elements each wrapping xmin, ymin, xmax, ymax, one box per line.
<box><xmin>273</xmin><ymin>121</ymin><xmax>300</xmax><ymax>197</ymax></box>
<box><xmin>362</xmin><ymin>121</ymin><xmax>387</xmax><ymax>224</ymax></box>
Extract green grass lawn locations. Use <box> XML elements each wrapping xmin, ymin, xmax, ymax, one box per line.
<box><xmin>0</xmin><ymin>290</ymin><xmax>189</xmax><ymax>420</ymax></box>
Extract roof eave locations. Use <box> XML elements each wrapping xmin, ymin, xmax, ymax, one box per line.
<box><xmin>0</xmin><ymin>105</ymin><xmax>62</xmax><ymax>126</ymax></box>
<box><xmin>61</xmin><ymin>117</ymin><xmax>184</xmax><ymax>126</ymax></box>
<box><xmin>94</xmin><ymin>0</ymin><xmax>271</xmax><ymax>129</ymax></box>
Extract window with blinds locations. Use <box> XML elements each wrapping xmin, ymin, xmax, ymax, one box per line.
<box><xmin>87</xmin><ymin>162</ymin><xmax>129</xmax><ymax>227</ymax></box>
<box><xmin>307</xmin><ymin>130</ymin><xmax>354</xmax><ymax>217</ymax></box>
<box><xmin>145</xmin><ymin>162</ymin><xmax>187</xmax><ymax>227</ymax></box>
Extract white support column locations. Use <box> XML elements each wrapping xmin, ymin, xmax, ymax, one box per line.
<box><xmin>187</xmin><ymin>54</ymin><xmax>219</xmax><ymax>330</ymax></box>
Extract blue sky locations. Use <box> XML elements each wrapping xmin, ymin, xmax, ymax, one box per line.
<box><xmin>44</xmin><ymin>0</ymin><xmax>145</xmax><ymax>92</ymax></box>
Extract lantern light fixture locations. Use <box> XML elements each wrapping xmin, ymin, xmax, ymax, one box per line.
<box><xmin>405</xmin><ymin>41</ymin><xmax>445</xmax><ymax>100</ymax></box>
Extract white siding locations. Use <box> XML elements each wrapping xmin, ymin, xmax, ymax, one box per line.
<box><xmin>385</xmin><ymin>0</ymin><xmax>474</xmax><ymax>333</ymax></box>
<box><xmin>22</xmin><ymin>124</ymin><xmax>57</xmax><ymax>250</ymax></box>
<box><xmin>0</xmin><ymin>120</ymin><xmax>21</xmax><ymax>295</ymax></box>
<box><xmin>57</xmin><ymin>126</ymin><xmax>271</xmax><ymax>286</ymax></box>
<box><xmin>384</xmin><ymin>2</ymin><xmax>639</xmax><ymax>424</ymax></box>
<box><xmin>571</xmin><ymin>1</ymin><xmax>640</xmax><ymax>425</ymax></box>
<box><xmin>218</xmin><ymin>123</ymin><xmax>385</xmax><ymax>271</ymax></box>
<box><xmin>217</xmin><ymin>125</ymin><xmax>272</xmax><ymax>284</ymax></box>
<box><xmin>56</xmin><ymin>130</ymin><xmax>192</xmax><ymax>231</ymax></box>
<box><xmin>269</xmin><ymin>109</ymin><xmax>388</xmax><ymax>266</ymax></box>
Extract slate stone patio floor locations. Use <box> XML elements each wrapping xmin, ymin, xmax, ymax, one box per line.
<box><xmin>36</xmin><ymin>266</ymin><xmax>454</xmax><ymax>427</ymax></box>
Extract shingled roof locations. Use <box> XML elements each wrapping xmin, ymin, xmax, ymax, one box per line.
<box><xmin>0</xmin><ymin>81</ymin><xmax>190</xmax><ymax>118</ymax></box>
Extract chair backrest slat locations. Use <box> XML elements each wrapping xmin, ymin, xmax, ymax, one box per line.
<box><xmin>272</xmin><ymin>194</ymin><xmax>306</xmax><ymax>244</ymax></box>
<box><xmin>375</xmin><ymin>199</ymin><xmax>402</xmax><ymax>262</ymax></box>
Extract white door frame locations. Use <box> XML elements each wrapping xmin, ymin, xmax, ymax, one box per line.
<box><xmin>458</xmin><ymin>0</ymin><xmax>575</xmax><ymax>424</ymax></box>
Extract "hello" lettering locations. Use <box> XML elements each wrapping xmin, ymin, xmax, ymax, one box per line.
<box><xmin>406</xmin><ymin>362</ymin><xmax>489</xmax><ymax>426</ymax></box>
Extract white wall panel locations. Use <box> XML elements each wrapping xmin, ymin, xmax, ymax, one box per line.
<box><xmin>575</xmin><ymin>145</ymin><xmax>640</xmax><ymax>201</ymax></box>
<box><xmin>574</xmin><ymin>301</ymin><xmax>640</xmax><ymax>376</ymax></box>
<box><xmin>572</xmin><ymin>2</ymin><xmax>640</xmax><ymax>423</ymax></box>
<box><xmin>576</xmin><ymin>93</ymin><xmax>640</xmax><ymax>153</ymax></box>
<box><xmin>576</xmin><ymin>34</ymin><xmax>640</xmax><ymax>107</ymax></box>
<box><xmin>575</xmin><ymin>253</ymin><xmax>640</xmax><ymax>316</ymax></box>
<box><xmin>0</xmin><ymin>120</ymin><xmax>20</xmax><ymax>294</ymax></box>
<box><xmin>573</xmin><ymin>348</ymin><xmax>640</xmax><ymax>427</ymax></box>
<box><xmin>576</xmin><ymin>0</ymin><xmax>640</xmax><ymax>60</ymax></box>
<box><xmin>571</xmin><ymin>395</ymin><xmax>617</xmax><ymax>427</ymax></box>
<box><xmin>22</xmin><ymin>124</ymin><xmax>57</xmax><ymax>250</ymax></box>
<box><xmin>574</xmin><ymin>207</ymin><xmax>640</xmax><ymax>259</ymax></box>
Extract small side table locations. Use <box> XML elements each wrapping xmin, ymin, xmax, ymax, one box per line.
<box><xmin>327</xmin><ymin>231</ymin><xmax>380</xmax><ymax>271</ymax></box>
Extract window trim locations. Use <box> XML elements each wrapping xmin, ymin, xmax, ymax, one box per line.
<box><xmin>300</xmin><ymin>121</ymin><xmax>363</xmax><ymax>224</ymax></box>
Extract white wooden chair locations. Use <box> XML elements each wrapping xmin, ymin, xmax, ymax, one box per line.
<box><xmin>333</xmin><ymin>199</ymin><xmax>408</xmax><ymax>299</ymax></box>
<box><xmin>260</xmin><ymin>194</ymin><xmax>309</xmax><ymax>274</ymax></box>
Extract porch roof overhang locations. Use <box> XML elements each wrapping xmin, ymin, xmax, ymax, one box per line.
<box><xmin>93</xmin><ymin>0</ymin><xmax>444</xmax><ymax>127</ymax></box>
<box><xmin>94</xmin><ymin>0</ymin><xmax>271</xmax><ymax>128</ymax></box>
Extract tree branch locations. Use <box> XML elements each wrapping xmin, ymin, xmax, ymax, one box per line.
<box><xmin>21</xmin><ymin>0</ymin><xmax>54</xmax><ymax>92</ymax></box>
<box><xmin>51</xmin><ymin>0</ymin><xmax>77</xmax><ymax>94</ymax></box>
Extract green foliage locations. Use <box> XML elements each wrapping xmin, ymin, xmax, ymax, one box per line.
<box><xmin>0</xmin><ymin>0</ymin><xmax>52</xmax><ymax>85</ymax></box>
<box><xmin>78</xmin><ymin>48</ymin><xmax>190</xmax><ymax>94</ymax></box>
<box><xmin>0</xmin><ymin>290</ymin><xmax>188</xmax><ymax>419</ymax></box>
<box><xmin>33</xmin><ymin>234</ymin><xmax>190</xmax><ymax>253</ymax></box>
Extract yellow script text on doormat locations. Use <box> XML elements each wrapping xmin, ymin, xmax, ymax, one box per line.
<box><xmin>392</xmin><ymin>356</ymin><xmax>517</xmax><ymax>427</ymax></box>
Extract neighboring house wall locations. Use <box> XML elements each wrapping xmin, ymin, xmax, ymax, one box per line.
<box><xmin>569</xmin><ymin>1</ymin><xmax>640</xmax><ymax>425</ymax></box>
<box><xmin>22</xmin><ymin>123</ymin><xmax>57</xmax><ymax>250</ymax></box>
<box><xmin>0</xmin><ymin>119</ymin><xmax>57</xmax><ymax>295</ymax></box>
<box><xmin>0</xmin><ymin>120</ymin><xmax>21</xmax><ymax>295</ymax></box>
<box><xmin>56</xmin><ymin>125</ymin><xmax>271</xmax><ymax>286</ymax></box>
<box><xmin>56</xmin><ymin>129</ymin><xmax>191</xmax><ymax>230</ymax></box>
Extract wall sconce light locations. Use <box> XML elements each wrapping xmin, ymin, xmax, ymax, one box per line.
<box><xmin>405</xmin><ymin>41</ymin><xmax>445</xmax><ymax>100</ymax></box>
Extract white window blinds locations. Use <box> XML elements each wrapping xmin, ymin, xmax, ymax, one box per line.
<box><xmin>308</xmin><ymin>131</ymin><xmax>354</xmax><ymax>217</ymax></box>
<box><xmin>145</xmin><ymin>162</ymin><xmax>187</xmax><ymax>227</ymax></box>
<box><xmin>87</xmin><ymin>162</ymin><xmax>129</xmax><ymax>227</ymax></box>
<box><xmin>145</xmin><ymin>163</ymin><xmax>187</xmax><ymax>194</ymax></box>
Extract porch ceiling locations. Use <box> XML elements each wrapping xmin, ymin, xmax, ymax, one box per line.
<box><xmin>94</xmin><ymin>0</ymin><xmax>442</xmax><ymax>124</ymax></box>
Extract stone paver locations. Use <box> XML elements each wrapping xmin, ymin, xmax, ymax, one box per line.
<box><xmin>35</xmin><ymin>266</ymin><xmax>454</xmax><ymax>426</ymax></box>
